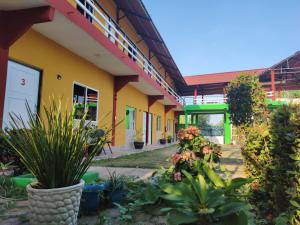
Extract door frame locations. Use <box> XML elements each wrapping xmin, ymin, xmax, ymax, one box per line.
<box><xmin>148</xmin><ymin>112</ymin><xmax>152</xmax><ymax>145</ymax></box>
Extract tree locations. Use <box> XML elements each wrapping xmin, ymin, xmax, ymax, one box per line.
<box><xmin>227</xmin><ymin>74</ymin><xmax>266</xmax><ymax>126</ymax></box>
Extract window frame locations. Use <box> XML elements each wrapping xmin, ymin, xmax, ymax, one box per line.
<box><xmin>156</xmin><ymin>115</ymin><xmax>161</xmax><ymax>131</ymax></box>
<box><xmin>167</xmin><ymin>119</ymin><xmax>171</xmax><ymax>132</ymax></box>
<box><xmin>72</xmin><ymin>81</ymin><xmax>99</xmax><ymax>122</ymax></box>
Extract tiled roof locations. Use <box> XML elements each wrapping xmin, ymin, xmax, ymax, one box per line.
<box><xmin>184</xmin><ymin>68</ymin><xmax>266</xmax><ymax>86</ymax></box>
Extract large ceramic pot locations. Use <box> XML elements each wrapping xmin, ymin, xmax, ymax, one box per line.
<box><xmin>27</xmin><ymin>179</ymin><xmax>84</xmax><ymax>225</ymax></box>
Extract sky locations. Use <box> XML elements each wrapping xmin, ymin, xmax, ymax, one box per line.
<box><xmin>143</xmin><ymin>0</ymin><xmax>300</xmax><ymax>76</ymax></box>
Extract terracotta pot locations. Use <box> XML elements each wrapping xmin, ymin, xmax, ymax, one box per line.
<box><xmin>27</xmin><ymin>180</ymin><xmax>84</xmax><ymax>225</ymax></box>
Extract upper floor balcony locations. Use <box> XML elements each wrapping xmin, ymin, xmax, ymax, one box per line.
<box><xmin>70</xmin><ymin>0</ymin><xmax>183</xmax><ymax>105</ymax></box>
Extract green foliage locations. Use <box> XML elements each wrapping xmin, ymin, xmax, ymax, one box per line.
<box><xmin>0</xmin><ymin>176</ymin><xmax>27</xmax><ymax>215</ymax></box>
<box><xmin>105</xmin><ymin>170</ymin><xmax>126</xmax><ymax>192</ymax></box>
<box><xmin>281</xmin><ymin>90</ymin><xmax>300</xmax><ymax>99</ymax></box>
<box><xmin>241</xmin><ymin>123</ymin><xmax>271</xmax><ymax>178</ymax></box>
<box><xmin>266</xmin><ymin>105</ymin><xmax>300</xmax><ymax>224</ymax></box>
<box><xmin>0</xmin><ymin>130</ymin><xmax>27</xmax><ymax>175</ymax></box>
<box><xmin>2</xmin><ymin>100</ymin><xmax>107</xmax><ymax>189</ymax></box>
<box><xmin>227</xmin><ymin>74</ymin><xmax>266</xmax><ymax>126</ymax></box>
<box><xmin>161</xmin><ymin>169</ymin><xmax>251</xmax><ymax>225</ymax></box>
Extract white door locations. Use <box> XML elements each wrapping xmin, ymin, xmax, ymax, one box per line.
<box><xmin>148</xmin><ymin>113</ymin><xmax>152</xmax><ymax>145</ymax></box>
<box><xmin>3</xmin><ymin>61</ymin><xmax>40</xmax><ymax>128</ymax></box>
<box><xmin>142</xmin><ymin>112</ymin><xmax>147</xmax><ymax>144</ymax></box>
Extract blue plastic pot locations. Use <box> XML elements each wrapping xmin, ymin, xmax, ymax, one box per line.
<box><xmin>107</xmin><ymin>186</ymin><xmax>124</xmax><ymax>203</ymax></box>
<box><xmin>80</xmin><ymin>183</ymin><xmax>107</xmax><ymax>212</ymax></box>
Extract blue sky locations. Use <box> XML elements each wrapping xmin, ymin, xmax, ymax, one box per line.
<box><xmin>143</xmin><ymin>0</ymin><xmax>300</xmax><ymax>76</ymax></box>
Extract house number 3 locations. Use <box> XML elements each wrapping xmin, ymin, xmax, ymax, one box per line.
<box><xmin>21</xmin><ymin>79</ymin><xmax>26</xmax><ymax>86</ymax></box>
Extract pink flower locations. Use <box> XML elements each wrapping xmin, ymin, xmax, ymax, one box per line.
<box><xmin>171</xmin><ymin>153</ymin><xmax>181</xmax><ymax>165</ymax></box>
<box><xmin>174</xmin><ymin>172</ymin><xmax>182</xmax><ymax>181</ymax></box>
<box><xmin>202</xmin><ymin>146</ymin><xmax>211</xmax><ymax>154</ymax></box>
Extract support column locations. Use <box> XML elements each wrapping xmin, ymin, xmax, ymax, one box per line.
<box><xmin>147</xmin><ymin>95</ymin><xmax>163</xmax><ymax>145</ymax></box>
<box><xmin>271</xmin><ymin>70</ymin><xmax>276</xmax><ymax>101</ymax></box>
<box><xmin>0</xmin><ymin>48</ymin><xmax>8</xmax><ymax>127</ymax></box>
<box><xmin>164</xmin><ymin>105</ymin><xmax>176</xmax><ymax>137</ymax></box>
<box><xmin>224</xmin><ymin>112</ymin><xmax>231</xmax><ymax>144</ymax></box>
<box><xmin>0</xmin><ymin>6</ymin><xmax>54</xmax><ymax>127</ymax></box>
<box><xmin>193</xmin><ymin>86</ymin><xmax>198</xmax><ymax>104</ymax></box>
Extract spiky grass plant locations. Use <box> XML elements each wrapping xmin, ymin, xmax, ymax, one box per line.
<box><xmin>3</xmin><ymin>100</ymin><xmax>106</xmax><ymax>189</ymax></box>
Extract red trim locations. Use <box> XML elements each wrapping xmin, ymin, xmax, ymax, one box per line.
<box><xmin>0</xmin><ymin>6</ymin><xmax>54</xmax><ymax>128</ymax></box>
<box><xmin>0</xmin><ymin>48</ymin><xmax>8</xmax><ymax>127</ymax></box>
<box><xmin>112</xmin><ymin>75</ymin><xmax>139</xmax><ymax>146</ymax></box>
<box><xmin>46</xmin><ymin>0</ymin><xmax>182</xmax><ymax>109</ymax></box>
<box><xmin>148</xmin><ymin>95</ymin><xmax>164</xmax><ymax>108</ymax></box>
<box><xmin>271</xmin><ymin>70</ymin><xmax>276</xmax><ymax>100</ymax></box>
<box><xmin>165</xmin><ymin>105</ymin><xmax>176</xmax><ymax>114</ymax></box>
<box><xmin>0</xmin><ymin>7</ymin><xmax>54</xmax><ymax>48</ymax></box>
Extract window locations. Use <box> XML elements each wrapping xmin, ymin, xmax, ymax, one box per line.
<box><xmin>73</xmin><ymin>83</ymin><xmax>99</xmax><ymax>121</ymax></box>
<box><xmin>167</xmin><ymin>119</ymin><xmax>171</xmax><ymax>132</ymax></box>
<box><xmin>156</xmin><ymin>116</ymin><xmax>161</xmax><ymax>131</ymax></box>
<box><xmin>76</xmin><ymin>0</ymin><xmax>94</xmax><ymax>23</ymax></box>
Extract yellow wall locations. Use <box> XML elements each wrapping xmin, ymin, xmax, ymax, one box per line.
<box><xmin>8</xmin><ymin>28</ymin><xmax>176</xmax><ymax>147</ymax></box>
<box><xmin>115</xmin><ymin>84</ymin><xmax>175</xmax><ymax>146</ymax></box>
<box><xmin>115</xmin><ymin>85</ymin><xmax>147</xmax><ymax>146</ymax></box>
<box><xmin>9</xmin><ymin>29</ymin><xmax>114</xmax><ymax>129</ymax></box>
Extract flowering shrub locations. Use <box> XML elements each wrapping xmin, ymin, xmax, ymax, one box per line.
<box><xmin>171</xmin><ymin>126</ymin><xmax>222</xmax><ymax>181</ymax></box>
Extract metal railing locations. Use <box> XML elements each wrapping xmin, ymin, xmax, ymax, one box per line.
<box><xmin>75</xmin><ymin>0</ymin><xmax>184</xmax><ymax>104</ymax></box>
<box><xmin>183</xmin><ymin>96</ymin><xmax>227</xmax><ymax>105</ymax></box>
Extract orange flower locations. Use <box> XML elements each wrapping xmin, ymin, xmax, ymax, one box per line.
<box><xmin>202</xmin><ymin>146</ymin><xmax>211</xmax><ymax>154</ymax></box>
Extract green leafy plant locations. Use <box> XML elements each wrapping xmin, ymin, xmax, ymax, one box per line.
<box><xmin>106</xmin><ymin>170</ymin><xmax>125</xmax><ymax>192</ymax></box>
<box><xmin>0</xmin><ymin>130</ymin><xmax>27</xmax><ymax>175</ymax></box>
<box><xmin>3</xmin><ymin>100</ymin><xmax>107</xmax><ymax>189</ymax></box>
<box><xmin>265</xmin><ymin>105</ymin><xmax>300</xmax><ymax>224</ymax></box>
<box><xmin>0</xmin><ymin>161</ymin><xmax>14</xmax><ymax>170</ymax></box>
<box><xmin>227</xmin><ymin>74</ymin><xmax>266</xmax><ymax>126</ymax></box>
<box><xmin>161</xmin><ymin>169</ymin><xmax>251</xmax><ymax>225</ymax></box>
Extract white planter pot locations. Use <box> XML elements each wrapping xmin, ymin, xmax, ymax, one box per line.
<box><xmin>27</xmin><ymin>179</ymin><xmax>84</xmax><ymax>225</ymax></box>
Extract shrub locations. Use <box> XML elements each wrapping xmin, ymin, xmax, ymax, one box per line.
<box><xmin>0</xmin><ymin>130</ymin><xmax>27</xmax><ymax>175</ymax></box>
<box><xmin>227</xmin><ymin>74</ymin><xmax>266</xmax><ymax>126</ymax></box>
<box><xmin>241</xmin><ymin>123</ymin><xmax>271</xmax><ymax>179</ymax></box>
<box><xmin>266</xmin><ymin>105</ymin><xmax>300</xmax><ymax>224</ymax></box>
<box><xmin>174</xmin><ymin>126</ymin><xmax>222</xmax><ymax>181</ymax></box>
<box><xmin>3</xmin><ymin>101</ymin><xmax>107</xmax><ymax>189</ymax></box>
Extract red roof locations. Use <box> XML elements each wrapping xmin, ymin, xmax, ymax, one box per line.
<box><xmin>184</xmin><ymin>68</ymin><xmax>266</xmax><ymax>86</ymax></box>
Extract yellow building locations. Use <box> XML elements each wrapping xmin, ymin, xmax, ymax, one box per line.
<box><xmin>0</xmin><ymin>0</ymin><xmax>186</xmax><ymax>148</ymax></box>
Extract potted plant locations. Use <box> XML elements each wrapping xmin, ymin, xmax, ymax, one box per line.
<box><xmin>159</xmin><ymin>138</ymin><xmax>166</xmax><ymax>145</ymax></box>
<box><xmin>80</xmin><ymin>182</ymin><xmax>107</xmax><ymax>212</ymax></box>
<box><xmin>3</xmin><ymin>100</ymin><xmax>107</xmax><ymax>225</ymax></box>
<box><xmin>167</xmin><ymin>135</ymin><xmax>172</xmax><ymax>144</ymax></box>
<box><xmin>105</xmin><ymin>171</ymin><xmax>124</xmax><ymax>204</ymax></box>
<box><xmin>0</xmin><ymin>161</ymin><xmax>14</xmax><ymax>176</ymax></box>
<box><xmin>133</xmin><ymin>129</ymin><xmax>144</xmax><ymax>149</ymax></box>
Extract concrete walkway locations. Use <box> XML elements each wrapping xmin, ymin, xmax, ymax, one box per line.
<box><xmin>94</xmin><ymin>143</ymin><xmax>175</xmax><ymax>160</ymax></box>
<box><xmin>89</xmin><ymin>166</ymin><xmax>155</xmax><ymax>180</ymax></box>
<box><xmin>220</xmin><ymin>144</ymin><xmax>245</xmax><ymax>178</ymax></box>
